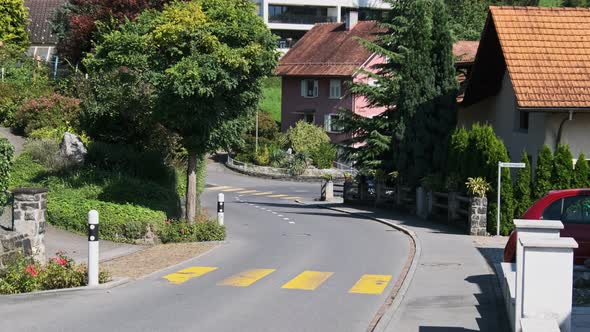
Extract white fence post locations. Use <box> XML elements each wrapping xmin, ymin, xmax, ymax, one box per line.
<box><xmin>88</xmin><ymin>210</ymin><xmax>99</xmax><ymax>287</ymax></box>
<box><xmin>217</xmin><ymin>193</ymin><xmax>225</xmax><ymax>226</ymax></box>
<box><xmin>519</xmin><ymin>237</ymin><xmax>578</xmax><ymax>332</ymax></box>
<box><xmin>513</xmin><ymin>219</ymin><xmax>563</xmax><ymax>332</ymax></box>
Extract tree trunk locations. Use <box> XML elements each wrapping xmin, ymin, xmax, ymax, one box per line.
<box><xmin>186</xmin><ymin>152</ymin><xmax>198</xmax><ymax>224</ymax></box>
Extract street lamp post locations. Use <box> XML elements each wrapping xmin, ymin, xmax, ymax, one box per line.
<box><xmin>497</xmin><ymin>161</ymin><xmax>526</xmax><ymax>236</ymax></box>
<box><xmin>255</xmin><ymin>110</ymin><xmax>259</xmax><ymax>154</ymax></box>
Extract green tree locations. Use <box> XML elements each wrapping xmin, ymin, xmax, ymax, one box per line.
<box><xmin>514</xmin><ymin>151</ymin><xmax>532</xmax><ymax>218</ymax></box>
<box><xmin>533</xmin><ymin>145</ymin><xmax>554</xmax><ymax>199</ymax></box>
<box><xmin>0</xmin><ymin>0</ymin><xmax>29</xmax><ymax>49</ymax></box>
<box><xmin>574</xmin><ymin>154</ymin><xmax>590</xmax><ymax>188</ymax></box>
<box><xmin>83</xmin><ymin>0</ymin><xmax>278</xmax><ymax>222</ymax></box>
<box><xmin>552</xmin><ymin>144</ymin><xmax>574</xmax><ymax>190</ymax></box>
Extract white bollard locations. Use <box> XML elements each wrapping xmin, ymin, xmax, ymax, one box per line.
<box><xmin>217</xmin><ymin>193</ymin><xmax>225</xmax><ymax>226</ymax></box>
<box><xmin>88</xmin><ymin>210</ymin><xmax>99</xmax><ymax>287</ymax></box>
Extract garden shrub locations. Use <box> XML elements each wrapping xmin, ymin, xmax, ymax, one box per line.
<box><xmin>447</xmin><ymin>127</ymin><xmax>469</xmax><ymax>178</ymax></box>
<box><xmin>286</xmin><ymin>121</ymin><xmax>330</xmax><ymax>154</ymax></box>
<box><xmin>47</xmin><ymin>191</ymin><xmax>167</xmax><ymax>243</ymax></box>
<box><xmin>25</xmin><ymin>139</ymin><xmax>75</xmax><ymax>172</ymax></box>
<box><xmin>159</xmin><ymin>219</ymin><xmax>225</xmax><ymax>243</ymax></box>
<box><xmin>15</xmin><ymin>93</ymin><xmax>81</xmax><ymax>136</ymax></box>
<box><xmin>255</xmin><ymin>146</ymin><xmax>271</xmax><ymax>166</ymax></box>
<box><xmin>514</xmin><ymin>151</ymin><xmax>532</xmax><ymax>218</ymax></box>
<box><xmin>310</xmin><ymin>141</ymin><xmax>337</xmax><ymax>169</ymax></box>
<box><xmin>534</xmin><ymin>145</ymin><xmax>553</xmax><ymax>199</ymax></box>
<box><xmin>0</xmin><ymin>138</ymin><xmax>14</xmax><ymax>206</ymax></box>
<box><xmin>552</xmin><ymin>144</ymin><xmax>574</xmax><ymax>190</ymax></box>
<box><xmin>0</xmin><ymin>252</ymin><xmax>110</xmax><ymax>294</ymax></box>
<box><xmin>574</xmin><ymin>154</ymin><xmax>590</xmax><ymax>189</ymax></box>
<box><xmin>286</xmin><ymin>153</ymin><xmax>309</xmax><ymax>176</ymax></box>
<box><xmin>269</xmin><ymin>145</ymin><xmax>288</xmax><ymax>168</ymax></box>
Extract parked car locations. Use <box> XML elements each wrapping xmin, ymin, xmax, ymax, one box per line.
<box><xmin>503</xmin><ymin>189</ymin><xmax>590</xmax><ymax>265</ymax></box>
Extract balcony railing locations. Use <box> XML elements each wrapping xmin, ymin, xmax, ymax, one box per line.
<box><xmin>269</xmin><ymin>14</ymin><xmax>337</xmax><ymax>25</ymax></box>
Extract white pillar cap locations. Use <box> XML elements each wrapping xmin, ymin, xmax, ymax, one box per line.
<box><xmin>519</xmin><ymin>236</ymin><xmax>578</xmax><ymax>249</ymax></box>
<box><xmin>514</xmin><ymin>219</ymin><xmax>563</xmax><ymax>230</ymax></box>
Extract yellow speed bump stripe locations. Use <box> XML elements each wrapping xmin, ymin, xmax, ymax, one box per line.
<box><xmin>282</xmin><ymin>271</ymin><xmax>334</xmax><ymax>290</ymax></box>
<box><xmin>217</xmin><ymin>269</ymin><xmax>276</xmax><ymax>287</ymax></box>
<box><xmin>252</xmin><ymin>191</ymin><xmax>273</xmax><ymax>196</ymax></box>
<box><xmin>237</xmin><ymin>190</ymin><xmax>258</xmax><ymax>194</ymax></box>
<box><xmin>282</xmin><ymin>196</ymin><xmax>302</xmax><ymax>200</ymax></box>
<box><xmin>208</xmin><ymin>186</ymin><xmax>231</xmax><ymax>190</ymax></box>
<box><xmin>163</xmin><ymin>266</ymin><xmax>217</xmax><ymax>285</ymax></box>
<box><xmin>349</xmin><ymin>274</ymin><xmax>392</xmax><ymax>294</ymax></box>
<box><xmin>268</xmin><ymin>194</ymin><xmax>289</xmax><ymax>198</ymax></box>
<box><xmin>221</xmin><ymin>188</ymin><xmax>245</xmax><ymax>192</ymax></box>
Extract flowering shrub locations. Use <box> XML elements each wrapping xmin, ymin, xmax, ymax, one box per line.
<box><xmin>158</xmin><ymin>216</ymin><xmax>225</xmax><ymax>243</ymax></box>
<box><xmin>15</xmin><ymin>93</ymin><xmax>81</xmax><ymax>136</ymax></box>
<box><xmin>0</xmin><ymin>251</ymin><xmax>111</xmax><ymax>294</ymax></box>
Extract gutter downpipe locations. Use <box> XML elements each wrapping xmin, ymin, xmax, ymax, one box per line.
<box><xmin>518</xmin><ymin>107</ymin><xmax>581</xmax><ymax>150</ymax></box>
<box><xmin>556</xmin><ymin>111</ymin><xmax>574</xmax><ymax>149</ymax></box>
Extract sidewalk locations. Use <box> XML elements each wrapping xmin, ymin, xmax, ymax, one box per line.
<box><xmin>45</xmin><ymin>224</ymin><xmax>145</xmax><ymax>264</ymax></box>
<box><xmin>310</xmin><ymin>201</ymin><xmax>509</xmax><ymax>331</ymax></box>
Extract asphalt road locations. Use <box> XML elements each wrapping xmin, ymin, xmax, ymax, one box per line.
<box><xmin>0</xmin><ymin>162</ymin><xmax>410</xmax><ymax>332</ymax></box>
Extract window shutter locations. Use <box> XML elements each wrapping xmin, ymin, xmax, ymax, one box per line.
<box><xmin>324</xmin><ymin>114</ymin><xmax>331</xmax><ymax>131</ymax></box>
<box><xmin>313</xmin><ymin>80</ymin><xmax>319</xmax><ymax>97</ymax></box>
<box><xmin>301</xmin><ymin>80</ymin><xmax>306</xmax><ymax>97</ymax></box>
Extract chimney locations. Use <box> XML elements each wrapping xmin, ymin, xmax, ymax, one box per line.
<box><xmin>346</xmin><ymin>9</ymin><xmax>358</xmax><ymax>31</ymax></box>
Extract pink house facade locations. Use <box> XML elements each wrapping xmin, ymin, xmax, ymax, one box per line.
<box><xmin>277</xmin><ymin>16</ymin><xmax>479</xmax><ymax>144</ymax></box>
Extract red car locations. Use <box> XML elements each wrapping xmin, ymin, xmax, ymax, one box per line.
<box><xmin>503</xmin><ymin>189</ymin><xmax>590</xmax><ymax>266</ymax></box>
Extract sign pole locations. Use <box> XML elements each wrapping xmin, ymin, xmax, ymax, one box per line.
<box><xmin>497</xmin><ymin>162</ymin><xmax>501</xmax><ymax>236</ymax></box>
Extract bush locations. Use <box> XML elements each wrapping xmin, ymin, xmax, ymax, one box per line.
<box><xmin>15</xmin><ymin>94</ymin><xmax>81</xmax><ymax>136</ymax></box>
<box><xmin>255</xmin><ymin>146</ymin><xmax>271</xmax><ymax>166</ymax></box>
<box><xmin>286</xmin><ymin>121</ymin><xmax>330</xmax><ymax>154</ymax></box>
<box><xmin>447</xmin><ymin>127</ymin><xmax>469</xmax><ymax>177</ymax></box>
<box><xmin>48</xmin><ymin>191</ymin><xmax>167</xmax><ymax>243</ymax></box>
<box><xmin>0</xmin><ymin>138</ymin><xmax>14</xmax><ymax>206</ymax></box>
<box><xmin>552</xmin><ymin>144</ymin><xmax>574</xmax><ymax>190</ymax></box>
<box><xmin>534</xmin><ymin>145</ymin><xmax>553</xmax><ymax>199</ymax></box>
<box><xmin>25</xmin><ymin>139</ymin><xmax>74</xmax><ymax>172</ymax></box>
<box><xmin>286</xmin><ymin>153</ymin><xmax>309</xmax><ymax>176</ymax></box>
<box><xmin>465</xmin><ymin>177</ymin><xmax>491</xmax><ymax>198</ymax></box>
<box><xmin>310</xmin><ymin>142</ymin><xmax>337</xmax><ymax>169</ymax></box>
<box><xmin>0</xmin><ymin>252</ymin><xmax>110</xmax><ymax>294</ymax></box>
<box><xmin>159</xmin><ymin>219</ymin><xmax>225</xmax><ymax>243</ymax></box>
<box><xmin>514</xmin><ymin>151</ymin><xmax>532</xmax><ymax>218</ymax></box>
<box><xmin>574</xmin><ymin>154</ymin><xmax>590</xmax><ymax>188</ymax></box>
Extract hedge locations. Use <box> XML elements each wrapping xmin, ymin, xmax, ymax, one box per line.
<box><xmin>0</xmin><ymin>138</ymin><xmax>14</xmax><ymax>206</ymax></box>
<box><xmin>47</xmin><ymin>190</ymin><xmax>166</xmax><ymax>243</ymax></box>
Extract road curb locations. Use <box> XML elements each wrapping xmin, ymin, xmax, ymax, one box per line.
<box><xmin>301</xmin><ymin>202</ymin><xmax>421</xmax><ymax>332</ymax></box>
<box><xmin>1</xmin><ymin>277</ymin><xmax>131</xmax><ymax>299</ymax></box>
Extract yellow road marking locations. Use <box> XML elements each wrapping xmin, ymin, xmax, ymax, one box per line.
<box><xmin>282</xmin><ymin>196</ymin><xmax>302</xmax><ymax>200</ymax></box>
<box><xmin>349</xmin><ymin>274</ymin><xmax>392</xmax><ymax>294</ymax></box>
<box><xmin>221</xmin><ymin>188</ymin><xmax>245</xmax><ymax>192</ymax></box>
<box><xmin>217</xmin><ymin>269</ymin><xmax>276</xmax><ymax>287</ymax></box>
<box><xmin>163</xmin><ymin>266</ymin><xmax>217</xmax><ymax>285</ymax></box>
<box><xmin>237</xmin><ymin>190</ymin><xmax>258</xmax><ymax>194</ymax></box>
<box><xmin>208</xmin><ymin>186</ymin><xmax>231</xmax><ymax>190</ymax></box>
<box><xmin>252</xmin><ymin>191</ymin><xmax>273</xmax><ymax>196</ymax></box>
<box><xmin>282</xmin><ymin>271</ymin><xmax>334</xmax><ymax>290</ymax></box>
<box><xmin>268</xmin><ymin>194</ymin><xmax>289</xmax><ymax>198</ymax></box>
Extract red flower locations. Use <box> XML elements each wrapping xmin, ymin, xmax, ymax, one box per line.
<box><xmin>52</xmin><ymin>257</ymin><xmax>67</xmax><ymax>266</ymax></box>
<box><xmin>180</xmin><ymin>228</ymin><xmax>185</xmax><ymax>233</ymax></box>
<box><xmin>25</xmin><ymin>264</ymin><xmax>38</xmax><ymax>277</ymax></box>
<box><xmin>166</xmin><ymin>221</ymin><xmax>171</xmax><ymax>225</ymax></box>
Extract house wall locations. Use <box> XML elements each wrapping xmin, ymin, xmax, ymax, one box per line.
<box><xmin>544</xmin><ymin>112</ymin><xmax>590</xmax><ymax>159</ymax></box>
<box><xmin>281</xmin><ymin>76</ymin><xmax>353</xmax><ymax>143</ymax></box>
<box><xmin>352</xmin><ymin>54</ymin><xmax>387</xmax><ymax>118</ymax></box>
<box><xmin>458</xmin><ymin>73</ymin><xmax>547</xmax><ymax>164</ymax></box>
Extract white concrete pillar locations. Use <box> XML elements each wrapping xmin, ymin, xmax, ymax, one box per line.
<box><xmin>337</xmin><ymin>5</ymin><xmax>342</xmax><ymax>22</ymax></box>
<box><xmin>262</xmin><ymin>0</ymin><xmax>269</xmax><ymax>23</ymax></box>
<box><xmin>514</xmin><ymin>219</ymin><xmax>563</xmax><ymax>332</ymax></box>
<box><xmin>519</xmin><ymin>237</ymin><xmax>578</xmax><ymax>332</ymax></box>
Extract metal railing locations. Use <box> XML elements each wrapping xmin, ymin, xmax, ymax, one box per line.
<box><xmin>269</xmin><ymin>15</ymin><xmax>337</xmax><ymax>25</ymax></box>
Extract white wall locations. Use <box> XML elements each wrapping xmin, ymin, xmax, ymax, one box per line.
<box><xmin>544</xmin><ymin>112</ymin><xmax>590</xmax><ymax>159</ymax></box>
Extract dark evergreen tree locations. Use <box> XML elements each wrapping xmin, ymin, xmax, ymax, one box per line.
<box><xmin>574</xmin><ymin>153</ymin><xmax>590</xmax><ymax>188</ymax></box>
<box><xmin>514</xmin><ymin>151</ymin><xmax>532</xmax><ymax>218</ymax></box>
<box><xmin>533</xmin><ymin>145</ymin><xmax>554</xmax><ymax>199</ymax></box>
<box><xmin>552</xmin><ymin>144</ymin><xmax>574</xmax><ymax>190</ymax></box>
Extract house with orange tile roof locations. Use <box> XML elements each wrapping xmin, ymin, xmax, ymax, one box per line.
<box><xmin>277</xmin><ymin>13</ymin><xmax>479</xmax><ymax>144</ymax></box>
<box><xmin>460</xmin><ymin>6</ymin><xmax>590</xmax><ymax>164</ymax></box>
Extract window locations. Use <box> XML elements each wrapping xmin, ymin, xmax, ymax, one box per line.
<box><xmin>542</xmin><ymin>199</ymin><xmax>563</xmax><ymax>220</ymax></box>
<box><xmin>303</xmin><ymin>113</ymin><xmax>315</xmax><ymax>124</ymax></box>
<box><xmin>324</xmin><ymin>114</ymin><xmax>343</xmax><ymax>133</ymax></box>
<box><xmin>517</xmin><ymin>111</ymin><xmax>529</xmax><ymax>132</ymax></box>
<box><xmin>301</xmin><ymin>79</ymin><xmax>318</xmax><ymax>98</ymax></box>
<box><xmin>563</xmin><ymin>196</ymin><xmax>590</xmax><ymax>224</ymax></box>
<box><xmin>329</xmin><ymin>80</ymin><xmax>342</xmax><ymax>99</ymax></box>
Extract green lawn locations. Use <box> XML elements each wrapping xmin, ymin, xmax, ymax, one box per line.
<box><xmin>539</xmin><ymin>0</ymin><xmax>563</xmax><ymax>6</ymax></box>
<box><xmin>260</xmin><ymin>76</ymin><xmax>281</xmax><ymax>122</ymax></box>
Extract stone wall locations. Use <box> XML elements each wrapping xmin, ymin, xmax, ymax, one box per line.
<box><xmin>0</xmin><ymin>229</ymin><xmax>32</xmax><ymax>268</ymax></box>
<box><xmin>12</xmin><ymin>188</ymin><xmax>47</xmax><ymax>262</ymax></box>
<box><xmin>469</xmin><ymin>196</ymin><xmax>488</xmax><ymax>236</ymax></box>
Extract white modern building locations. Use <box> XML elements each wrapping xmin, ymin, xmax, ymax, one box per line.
<box><xmin>251</xmin><ymin>0</ymin><xmax>390</xmax><ymax>48</ymax></box>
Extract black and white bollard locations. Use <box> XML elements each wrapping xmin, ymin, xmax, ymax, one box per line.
<box><xmin>88</xmin><ymin>210</ymin><xmax>99</xmax><ymax>286</ymax></box>
<box><xmin>217</xmin><ymin>193</ymin><xmax>225</xmax><ymax>226</ymax></box>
